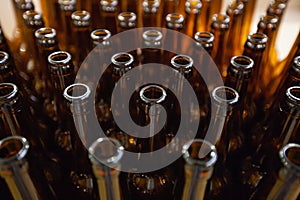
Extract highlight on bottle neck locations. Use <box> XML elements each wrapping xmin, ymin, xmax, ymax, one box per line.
<box><xmin>0</xmin><ymin>136</ymin><xmax>29</xmax><ymax>166</ymax></box>
<box><xmin>211</xmin><ymin>86</ymin><xmax>239</xmax><ymax>111</ymax></box>
<box><xmin>90</xmin><ymin>29</ymin><xmax>111</xmax><ymax>46</ymax></box>
<box><xmin>100</xmin><ymin>0</ymin><xmax>118</xmax><ymax>12</ymax></box>
<box><xmin>58</xmin><ymin>0</ymin><xmax>76</xmax><ymax>11</ymax></box>
<box><xmin>139</xmin><ymin>84</ymin><xmax>167</xmax><ymax>104</ymax></box>
<box><xmin>35</xmin><ymin>27</ymin><xmax>57</xmax><ymax>47</ymax></box>
<box><xmin>48</xmin><ymin>51</ymin><xmax>72</xmax><ymax>66</ymax></box>
<box><xmin>0</xmin><ymin>83</ymin><xmax>18</xmax><ymax>106</ymax></box>
<box><xmin>118</xmin><ymin>12</ymin><xmax>137</xmax><ymax>28</ymax></box>
<box><xmin>185</xmin><ymin>0</ymin><xmax>202</xmax><ymax>14</ymax></box>
<box><xmin>182</xmin><ymin>139</ymin><xmax>217</xmax><ymax>168</ymax></box>
<box><xmin>258</xmin><ymin>14</ymin><xmax>279</xmax><ymax>31</ymax></box>
<box><xmin>226</xmin><ymin>1</ymin><xmax>244</xmax><ymax>16</ymax></box>
<box><xmin>88</xmin><ymin>137</ymin><xmax>124</xmax><ymax>168</ymax></box>
<box><xmin>142</xmin><ymin>0</ymin><xmax>161</xmax><ymax>13</ymax></box>
<box><xmin>71</xmin><ymin>10</ymin><xmax>91</xmax><ymax>27</ymax></box>
<box><xmin>245</xmin><ymin>32</ymin><xmax>268</xmax><ymax>49</ymax></box>
<box><xmin>211</xmin><ymin>14</ymin><xmax>230</xmax><ymax>30</ymax></box>
<box><xmin>0</xmin><ymin>51</ymin><xmax>9</xmax><ymax>66</ymax></box>
<box><xmin>171</xmin><ymin>54</ymin><xmax>193</xmax><ymax>74</ymax></box>
<box><xmin>267</xmin><ymin>1</ymin><xmax>287</xmax><ymax>17</ymax></box>
<box><xmin>22</xmin><ymin>10</ymin><xmax>44</xmax><ymax>27</ymax></box>
<box><xmin>279</xmin><ymin>143</ymin><xmax>300</xmax><ymax>174</ymax></box>
<box><xmin>194</xmin><ymin>31</ymin><xmax>214</xmax><ymax>49</ymax></box>
<box><xmin>14</xmin><ymin>0</ymin><xmax>34</xmax><ymax>10</ymax></box>
<box><xmin>63</xmin><ymin>83</ymin><xmax>91</xmax><ymax>102</ymax></box>
<box><xmin>228</xmin><ymin>55</ymin><xmax>254</xmax><ymax>78</ymax></box>
<box><xmin>111</xmin><ymin>52</ymin><xmax>134</xmax><ymax>73</ymax></box>
<box><xmin>142</xmin><ymin>29</ymin><xmax>163</xmax><ymax>48</ymax></box>
<box><xmin>166</xmin><ymin>13</ymin><xmax>185</xmax><ymax>29</ymax></box>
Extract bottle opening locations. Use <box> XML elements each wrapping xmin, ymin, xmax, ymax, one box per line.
<box><xmin>0</xmin><ymin>51</ymin><xmax>8</xmax><ymax>64</ymax></box>
<box><xmin>58</xmin><ymin>0</ymin><xmax>76</xmax><ymax>11</ymax></box>
<box><xmin>194</xmin><ymin>32</ymin><xmax>214</xmax><ymax>44</ymax></box>
<box><xmin>259</xmin><ymin>14</ymin><xmax>278</xmax><ymax>27</ymax></box>
<box><xmin>100</xmin><ymin>0</ymin><xmax>118</xmax><ymax>12</ymax></box>
<box><xmin>111</xmin><ymin>52</ymin><xmax>134</xmax><ymax>67</ymax></box>
<box><xmin>171</xmin><ymin>55</ymin><xmax>193</xmax><ymax>72</ymax></box>
<box><xmin>286</xmin><ymin>86</ymin><xmax>300</xmax><ymax>105</ymax></box>
<box><xmin>0</xmin><ymin>136</ymin><xmax>29</xmax><ymax>165</ymax></box>
<box><xmin>294</xmin><ymin>56</ymin><xmax>300</xmax><ymax>67</ymax></box>
<box><xmin>63</xmin><ymin>83</ymin><xmax>91</xmax><ymax>101</ymax></box>
<box><xmin>166</xmin><ymin>13</ymin><xmax>185</xmax><ymax>29</ymax></box>
<box><xmin>89</xmin><ymin>138</ymin><xmax>124</xmax><ymax>165</ymax></box>
<box><xmin>143</xmin><ymin>0</ymin><xmax>160</xmax><ymax>13</ymax></box>
<box><xmin>247</xmin><ymin>32</ymin><xmax>268</xmax><ymax>45</ymax></box>
<box><xmin>35</xmin><ymin>27</ymin><xmax>56</xmax><ymax>39</ymax></box>
<box><xmin>48</xmin><ymin>51</ymin><xmax>72</xmax><ymax>65</ymax></box>
<box><xmin>212</xmin><ymin>86</ymin><xmax>239</xmax><ymax>105</ymax></box>
<box><xmin>226</xmin><ymin>1</ymin><xmax>244</xmax><ymax>15</ymax></box>
<box><xmin>14</xmin><ymin>0</ymin><xmax>34</xmax><ymax>10</ymax></box>
<box><xmin>0</xmin><ymin>83</ymin><xmax>18</xmax><ymax>102</ymax></box>
<box><xmin>230</xmin><ymin>55</ymin><xmax>254</xmax><ymax>73</ymax></box>
<box><xmin>139</xmin><ymin>84</ymin><xmax>167</xmax><ymax>104</ymax></box>
<box><xmin>211</xmin><ymin>14</ymin><xmax>230</xmax><ymax>29</ymax></box>
<box><xmin>182</xmin><ymin>139</ymin><xmax>217</xmax><ymax>167</ymax></box>
<box><xmin>142</xmin><ymin>30</ymin><xmax>163</xmax><ymax>45</ymax></box>
<box><xmin>118</xmin><ymin>12</ymin><xmax>136</xmax><ymax>28</ymax></box>
<box><xmin>22</xmin><ymin>10</ymin><xmax>43</xmax><ymax>27</ymax></box>
<box><xmin>280</xmin><ymin>143</ymin><xmax>300</xmax><ymax>172</ymax></box>
<box><xmin>267</xmin><ymin>1</ymin><xmax>286</xmax><ymax>16</ymax></box>
<box><xmin>71</xmin><ymin>10</ymin><xmax>90</xmax><ymax>26</ymax></box>
<box><xmin>91</xmin><ymin>29</ymin><xmax>111</xmax><ymax>45</ymax></box>
<box><xmin>185</xmin><ymin>0</ymin><xmax>202</xmax><ymax>14</ymax></box>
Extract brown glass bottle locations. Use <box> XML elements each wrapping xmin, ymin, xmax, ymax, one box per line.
<box><xmin>181</xmin><ymin>139</ymin><xmax>218</xmax><ymax>200</ymax></box>
<box><xmin>116</xmin><ymin>12</ymin><xmax>137</xmax><ymax>33</ymax></box>
<box><xmin>141</xmin><ymin>29</ymin><xmax>163</xmax><ymax>64</ymax></box>
<box><xmin>89</xmin><ymin>137</ymin><xmax>124</xmax><ymax>200</ymax></box>
<box><xmin>210</xmin><ymin>14</ymin><xmax>230</xmax><ymax>78</ymax></box>
<box><xmin>98</xmin><ymin>0</ymin><xmax>118</xmax><ymax>35</ymax></box>
<box><xmin>194</xmin><ymin>31</ymin><xmax>214</xmax><ymax>55</ymax></box>
<box><xmin>161</xmin><ymin>0</ymin><xmax>179</xmax><ymax>27</ymax></box>
<box><xmin>0</xmin><ymin>136</ymin><xmax>57</xmax><ymax>200</ymax></box>
<box><xmin>182</xmin><ymin>0</ymin><xmax>202</xmax><ymax>37</ymax></box>
<box><xmin>249</xmin><ymin>143</ymin><xmax>300</xmax><ymax>200</ymax></box>
<box><xmin>142</xmin><ymin>0</ymin><xmax>162</xmax><ymax>27</ymax></box>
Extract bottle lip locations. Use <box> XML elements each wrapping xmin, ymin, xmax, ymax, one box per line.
<box><xmin>89</xmin><ymin>137</ymin><xmax>124</xmax><ymax>166</ymax></box>
<box><xmin>226</xmin><ymin>1</ymin><xmax>244</xmax><ymax>16</ymax></box>
<box><xmin>142</xmin><ymin>30</ymin><xmax>163</xmax><ymax>47</ymax></box>
<box><xmin>194</xmin><ymin>31</ymin><xmax>214</xmax><ymax>43</ymax></box>
<box><xmin>22</xmin><ymin>10</ymin><xmax>44</xmax><ymax>27</ymax></box>
<box><xmin>171</xmin><ymin>54</ymin><xmax>193</xmax><ymax>73</ymax></box>
<box><xmin>0</xmin><ymin>136</ymin><xmax>29</xmax><ymax>165</ymax></box>
<box><xmin>246</xmin><ymin>32</ymin><xmax>268</xmax><ymax>47</ymax></box>
<box><xmin>63</xmin><ymin>83</ymin><xmax>91</xmax><ymax>102</ymax></box>
<box><xmin>258</xmin><ymin>14</ymin><xmax>279</xmax><ymax>30</ymax></box>
<box><xmin>139</xmin><ymin>84</ymin><xmax>167</xmax><ymax>104</ymax></box>
<box><xmin>14</xmin><ymin>0</ymin><xmax>34</xmax><ymax>10</ymax></box>
<box><xmin>35</xmin><ymin>27</ymin><xmax>56</xmax><ymax>39</ymax></box>
<box><xmin>293</xmin><ymin>56</ymin><xmax>300</xmax><ymax>69</ymax></box>
<box><xmin>48</xmin><ymin>51</ymin><xmax>72</xmax><ymax>65</ymax></box>
<box><xmin>0</xmin><ymin>83</ymin><xmax>18</xmax><ymax>104</ymax></box>
<box><xmin>166</xmin><ymin>13</ymin><xmax>185</xmax><ymax>25</ymax></box>
<box><xmin>71</xmin><ymin>10</ymin><xmax>91</xmax><ymax>27</ymax></box>
<box><xmin>286</xmin><ymin>86</ymin><xmax>300</xmax><ymax>105</ymax></box>
<box><xmin>0</xmin><ymin>51</ymin><xmax>9</xmax><ymax>65</ymax></box>
<box><xmin>229</xmin><ymin>55</ymin><xmax>254</xmax><ymax>75</ymax></box>
<box><xmin>58</xmin><ymin>0</ymin><xmax>76</xmax><ymax>11</ymax></box>
<box><xmin>280</xmin><ymin>143</ymin><xmax>300</xmax><ymax>173</ymax></box>
<box><xmin>118</xmin><ymin>12</ymin><xmax>137</xmax><ymax>28</ymax></box>
<box><xmin>182</xmin><ymin>139</ymin><xmax>218</xmax><ymax>168</ymax></box>
<box><xmin>142</xmin><ymin>0</ymin><xmax>160</xmax><ymax>13</ymax></box>
<box><xmin>185</xmin><ymin>0</ymin><xmax>202</xmax><ymax>14</ymax></box>
<box><xmin>111</xmin><ymin>52</ymin><xmax>134</xmax><ymax>67</ymax></box>
<box><xmin>90</xmin><ymin>29</ymin><xmax>111</xmax><ymax>45</ymax></box>
<box><xmin>211</xmin><ymin>14</ymin><xmax>230</xmax><ymax>29</ymax></box>
<box><xmin>267</xmin><ymin>1</ymin><xmax>286</xmax><ymax>16</ymax></box>
<box><xmin>100</xmin><ymin>0</ymin><xmax>118</xmax><ymax>12</ymax></box>
<box><xmin>212</xmin><ymin>86</ymin><xmax>239</xmax><ymax>106</ymax></box>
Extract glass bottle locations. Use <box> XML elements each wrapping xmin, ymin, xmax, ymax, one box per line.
<box><xmin>161</xmin><ymin>0</ymin><xmax>179</xmax><ymax>28</ymax></box>
<box><xmin>182</xmin><ymin>0</ymin><xmax>202</xmax><ymax>37</ymax></box>
<box><xmin>210</xmin><ymin>13</ymin><xmax>230</xmax><ymax>78</ymax></box>
<box><xmin>165</xmin><ymin>13</ymin><xmax>185</xmax><ymax>32</ymax></box>
<box><xmin>116</xmin><ymin>12</ymin><xmax>137</xmax><ymax>33</ymax></box>
<box><xmin>181</xmin><ymin>139</ymin><xmax>218</xmax><ymax>200</ymax></box>
<box><xmin>249</xmin><ymin>143</ymin><xmax>300</xmax><ymax>200</ymax></box>
<box><xmin>194</xmin><ymin>31</ymin><xmax>214</xmax><ymax>55</ymax></box>
<box><xmin>141</xmin><ymin>29</ymin><xmax>163</xmax><ymax>64</ymax></box>
<box><xmin>90</xmin><ymin>29</ymin><xmax>112</xmax><ymax>48</ymax></box>
<box><xmin>206</xmin><ymin>86</ymin><xmax>241</xmax><ymax>199</ymax></box>
<box><xmin>99</xmin><ymin>0</ymin><xmax>119</xmax><ymax>35</ymax></box>
<box><xmin>89</xmin><ymin>137</ymin><xmax>124</xmax><ymax>200</ymax></box>
<box><xmin>142</xmin><ymin>0</ymin><xmax>162</xmax><ymax>27</ymax></box>
<box><xmin>0</xmin><ymin>136</ymin><xmax>57</xmax><ymax>200</ymax></box>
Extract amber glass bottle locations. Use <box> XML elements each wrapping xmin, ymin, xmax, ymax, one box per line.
<box><xmin>182</xmin><ymin>0</ymin><xmax>202</xmax><ymax>37</ymax></box>
<box><xmin>0</xmin><ymin>136</ymin><xmax>57</xmax><ymax>200</ymax></box>
<box><xmin>142</xmin><ymin>0</ymin><xmax>162</xmax><ymax>27</ymax></box>
<box><xmin>89</xmin><ymin>137</ymin><xmax>124</xmax><ymax>200</ymax></box>
<box><xmin>180</xmin><ymin>139</ymin><xmax>217</xmax><ymax>200</ymax></box>
<box><xmin>116</xmin><ymin>12</ymin><xmax>137</xmax><ymax>33</ymax></box>
<box><xmin>98</xmin><ymin>0</ymin><xmax>119</xmax><ymax>35</ymax></box>
<box><xmin>161</xmin><ymin>0</ymin><xmax>179</xmax><ymax>27</ymax></box>
<box><xmin>194</xmin><ymin>31</ymin><xmax>214</xmax><ymax>55</ymax></box>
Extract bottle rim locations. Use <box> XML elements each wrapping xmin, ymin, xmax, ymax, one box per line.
<box><xmin>211</xmin><ymin>14</ymin><xmax>230</xmax><ymax>29</ymax></box>
<box><xmin>142</xmin><ymin>30</ymin><xmax>163</xmax><ymax>43</ymax></box>
<box><xmin>22</xmin><ymin>10</ymin><xmax>44</xmax><ymax>27</ymax></box>
<box><xmin>89</xmin><ymin>137</ymin><xmax>124</xmax><ymax>165</ymax></box>
<box><xmin>194</xmin><ymin>31</ymin><xmax>214</xmax><ymax>43</ymax></box>
<box><xmin>100</xmin><ymin>0</ymin><xmax>118</xmax><ymax>12</ymax></box>
<box><xmin>63</xmin><ymin>83</ymin><xmax>91</xmax><ymax>102</ymax></box>
<box><xmin>111</xmin><ymin>52</ymin><xmax>134</xmax><ymax>67</ymax></box>
<box><xmin>166</xmin><ymin>13</ymin><xmax>185</xmax><ymax>23</ymax></box>
<box><xmin>48</xmin><ymin>51</ymin><xmax>72</xmax><ymax>65</ymax></box>
<box><xmin>35</xmin><ymin>27</ymin><xmax>56</xmax><ymax>39</ymax></box>
<box><xmin>71</xmin><ymin>10</ymin><xmax>91</xmax><ymax>26</ymax></box>
<box><xmin>185</xmin><ymin>0</ymin><xmax>202</xmax><ymax>14</ymax></box>
<box><xmin>58</xmin><ymin>0</ymin><xmax>76</xmax><ymax>10</ymax></box>
<box><xmin>229</xmin><ymin>55</ymin><xmax>254</xmax><ymax>75</ymax></box>
<box><xmin>91</xmin><ymin>29</ymin><xmax>111</xmax><ymax>41</ymax></box>
<box><xmin>280</xmin><ymin>143</ymin><xmax>300</xmax><ymax>173</ymax></box>
<box><xmin>0</xmin><ymin>83</ymin><xmax>18</xmax><ymax>104</ymax></box>
<box><xmin>0</xmin><ymin>136</ymin><xmax>29</xmax><ymax>165</ymax></box>
<box><xmin>226</xmin><ymin>1</ymin><xmax>244</xmax><ymax>16</ymax></box>
<box><xmin>286</xmin><ymin>86</ymin><xmax>300</xmax><ymax>105</ymax></box>
<box><xmin>139</xmin><ymin>84</ymin><xmax>167</xmax><ymax>104</ymax></box>
<box><xmin>171</xmin><ymin>54</ymin><xmax>193</xmax><ymax>72</ymax></box>
<box><xmin>182</xmin><ymin>139</ymin><xmax>218</xmax><ymax>168</ymax></box>
<box><xmin>212</xmin><ymin>86</ymin><xmax>239</xmax><ymax>105</ymax></box>
<box><xmin>0</xmin><ymin>51</ymin><xmax>9</xmax><ymax>65</ymax></box>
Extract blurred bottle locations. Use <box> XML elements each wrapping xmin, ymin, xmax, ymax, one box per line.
<box><xmin>194</xmin><ymin>31</ymin><xmax>214</xmax><ymax>55</ymax></box>
<box><xmin>89</xmin><ymin>137</ymin><xmax>124</xmax><ymax>200</ymax></box>
<box><xmin>116</xmin><ymin>12</ymin><xmax>137</xmax><ymax>33</ymax></box>
<box><xmin>182</xmin><ymin>0</ymin><xmax>202</xmax><ymax>37</ymax></box>
<box><xmin>0</xmin><ymin>136</ymin><xmax>57</xmax><ymax>199</ymax></box>
<box><xmin>99</xmin><ymin>0</ymin><xmax>119</xmax><ymax>35</ymax></box>
<box><xmin>161</xmin><ymin>0</ymin><xmax>179</xmax><ymax>27</ymax></box>
<box><xmin>210</xmin><ymin>14</ymin><xmax>230</xmax><ymax>78</ymax></box>
<box><xmin>142</xmin><ymin>0</ymin><xmax>162</xmax><ymax>27</ymax></box>
<box><xmin>181</xmin><ymin>139</ymin><xmax>218</xmax><ymax>200</ymax></box>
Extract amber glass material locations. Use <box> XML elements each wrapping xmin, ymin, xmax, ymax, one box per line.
<box><xmin>98</xmin><ymin>0</ymin><xmax>118</xmax><ymax>35</ymax></box>
<box><xmin>89</xmin><ymin>137</ymin><xmax>124</xmax><ymax>200</ymax></box>
<box><xmin>0</xmin><ymin>136</ymin><xmax>57</xmax><ymax>200</ymax></box>
<box><xmin>181</xmin><ymin>139</ymin><xmax>218</xmax><ymax>200</ymax></box>
<box><xmin>182</xmin><ymin>0</ymin><xmax>202</xmax><ymax>37</ymax></box>
<box><xmin>161</xmin><ymin>0</ymin><xmax>179</xmax><ymax>27</ymax></box>
<box><xmin>194</xmin><ymin>31</ymin><xmax>214</xmax><ymax>55</ymax></box>
<box><xmin>210</xmin><ymin>14</ymin><xmax>230</xmax><ymax>78</ymax></box>
<box><xmin>142</xmin><ymin>0</ymin><xmax>162</xmax><ymax>27</ymax></box>
<box><xmin>141</xmin><ymin>29</ymin><xmax>163</xmax><ymax>64</ymax></box>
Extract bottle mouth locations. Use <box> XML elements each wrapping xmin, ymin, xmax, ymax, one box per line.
<box><xmin>142</xmin><ymin>30</ymin><xmax>163</xmax><ymax>47</ymax></box>
<box><xmin>142</xmin><ymin>0</ymin><xmax>160</xmax><ymax>13</ymax></box>
<box><xmin>182</xmin><ymin>139</ymin><xmax>217</xmax><ymax>168</ymax></box>
<box><xmin>111</xmin><ymin>52</ymin><xmax>134</xmax><ymax>67</ymax></box>
<box><xmin>35</xmin><ymin>27</ymin><xmax>56</xmax><ymax>39</ymax></box>
<box><xmin>258</xmin><ymin>14</ymin><xmax>278</xmax><ymax>28</ymax></box>
<box><xmin>246</xmin><ymin>32</ymin><xmax>268</xmax><ymax>49</ymax></box>
<box><xmin>71</xmin><ymin>10</ymin><xmax>91</xmax><ymax>26</ymax></box>
<box><xmin>90</xmin><ymin>29</ymin><xmax>111</xmax><ymax>45</ymax></box>
<box><xmin>100</xmin><ymin>0</ymin><xmax>118</xmax><ymax>12</ymax></box>
<box><xmin>0</xmin><ymin>83</ymin><xmax>18</xmax><ymax>104</ymax></box>
<box><xmin>286</xmin><ymin>86</ymin><xmax>300</xmax><ymax>105</ymax></box>
<box><xmin>0</xmin><ymin>136</ymin><xmax>29</xmax><ymax>165</ymax></box>
<box><xmin>14</xmin><ymin>0</ymin><xmax>34</xmax><ymax>10</ymax></box>
<box><xmin>166</xmin><ymin>13</ymin><xmax>184</xmax><ymax>29</ymax></box>
<box><xmin>226</xmin><ymin>1</ymin><xmax>244</xmax><ymax>15</ymax></box>
<box><xmin>48</xmin><ymin>51</ymin><xmax>72</xmax><ymax>65</ymax></box>
<box><xmin>63</xmin><ymin>83</ymin><xmax>91</xmax><ymax>102</ymax></box>
<box><xmin>22</xmin><ymin>10</ymin><xmax>44</xmax><ymax>27</ymax></box>
<box><xmin>212</xmin><ymin>86</ymin><xmax>239</xmax><ymax>106</ymax></box>
<box><xmin>194</xmin><ymin>31</ymin><xmax>214</xmax><ymax>46</ymax></box>
<box><xmin>267</xmin><ymin>1</ymin><xmax>286</xmax><ymax>16</ymax></box>
<box><xmin>118</xmin><ymin>12</ymin><xmax>136</xmax><ymax>28</ymax></box>
<box><xmin>185</xmin><ymin>0</ymin><xmax>202</xmax><ymax>14</ymax></box>
<box><xmin>292</xmin><ymin>56</ymin><xmax>300</xmax><ymax>73</ymax></box>
<box><xmin>58</xmin><ymin>0</ymin><xmax>76</xmax><ymax>11</ymax></box>
<box><xmin>0</xmin><ymin>51</ymin><xmax>9</xmax><ymax>65</ymax></box>
<box><xmin>211</xmin><ymin>14</ymin><xmax>230</xmax><ymax>29</ymax></box>
<box><xmin>280</xmin><ymin>143</ymin><xmax>300</xmax><ymax>173</ymax></box>
<box><xmin>171</xmin><ymin>55</ymin><xmax>193</xmax><ymax>73</ymax></box>
<box><xmin>89</xmin><ymin>137</ymin><xmax>124</xmax><ymax>166</ymax></box>
<box><xmin>229</xmin><ymin>55</ymin><xmax>254</xmax><ymax>76</ymax></box>
<box><xmin>139</xmin><ymin>84</ymin><xmax>167</xmax><ymax>104</ymax></box>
